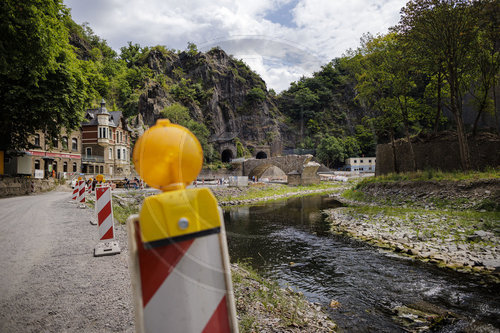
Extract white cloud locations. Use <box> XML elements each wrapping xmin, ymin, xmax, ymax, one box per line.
<box><xmin>65</xmin><ymin>0</ymin><xmax>407</xmax><ymax>92</ymax></box>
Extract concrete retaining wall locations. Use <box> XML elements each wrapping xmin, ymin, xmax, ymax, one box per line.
<box><xmin>0</xmin><ymin>177</ymin><xmax>57</xmax><ymax>197</ymax></box>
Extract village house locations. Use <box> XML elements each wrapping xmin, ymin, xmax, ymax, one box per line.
<box><xmin>81</xmin><ymin>99</ymin><xmax>131</xmax><ymax>178</ymax></box>
<box><xmin>3</xmin><ymin>129</ymin><xmax>82</xmax><ymax>179</ymax></box>
<box><xmin>344</xmin><ymin>157</ymin><xmax>376</xmax><ymax>172</ymax></box>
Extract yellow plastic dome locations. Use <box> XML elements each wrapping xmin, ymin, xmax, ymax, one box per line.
<box><xmin>133</xmin><ymin>119</ymin><xmax>203</xmax><ymax>191</ymax></box>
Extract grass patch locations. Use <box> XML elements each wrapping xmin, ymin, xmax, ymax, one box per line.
<box><xmin>341</xmin><ymin>205</ymin><xmax>500</xmax><ymax>243</ymax></box>
<box><xmin>113</xmin><ymin>203</ymin><xmax>139</xmax><ymax>224</ymax></box>
<box><xmin>356</xmin><ymin>167</ymin><xmax>500</xmax><ymax>189</ymax></box>
<box><xmin>218</xmin><ymin>183</ymin><xmax>343</xmax><ymax>203</ymax></box>
<box><xmin>232</xmin><ymin>261</ymin><xmax>325</xmax><ymax>331</ymax></box>
<box><xmin>341</xmin><ymin>188</ymin><xmax>368</xmax><ymax>201</ymax></box>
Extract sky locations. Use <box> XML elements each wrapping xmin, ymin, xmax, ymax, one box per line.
<box><xmin>65</xmin><ymin>0</ymin><xmax>407</xmax><ymax>92</ymax></box>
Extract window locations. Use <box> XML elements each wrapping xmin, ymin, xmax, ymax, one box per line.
<box><xmin>100</xmin><ymin>166</ymin><xmax>103</xmax><ymax>173</ymax></box>
<box><xmin>72</xmin><ymin>138</ymin><xmax>78</xmax><ymax>151</ymax></box>
<box><xmin>35</xmin><ymin>160</ymin><xmax>40</xmax><ymax>169</ymax></box>
<box><xmin>117</xmin><ymin>148</ymin><xmax>121</xmax><ymax>160</ymax></box>
<box><xmin>34</xmin><ymin>134</ymin><xmax>40</xmax><ymax>147</ymax></box>
<box><xmin>99</xmin><ymin>127</ymin><xmax>108</xmax><ymax>139</ymax></box>
<box><xmin>52</xmin><ymin>137</ymin><xmax>58</xmax><ymax>148</ymax></box>
<box><xmin>125</xmin><ymin>135</ymin><xmax>128</xmax><ymax>144</ymax></box>
<box><xmin>120</xmin><ymin>132</ymin><xmax>123</xmax><ymax>143</ymax></box>
<box><xmin>62</xmin><ymin>137</ymin><xmax>68</xmax><ymax>149</ymax></box>
<box><xmin>360</xmin><ymin>159</ymin><xmax>363</xmax><ymax>163</ymax></box>
<box><xmin>89</xmin><ymin>165</ymin><xmax>94</xmax><ymax>173</ymax></box>
<box><xmin>63</xmin><ymin>162</ymin><xmax>68</xmax><ymax>172</ymax></box>
<box><xmin>123</xmin><ymin>148</ymin><xmax>126</xmax><ymax>160</ymax></box>
<box><xmin>109</xmin><ymin>148</ymin><xmax>113</xmax><ymax>159</ymax></box>
<box><xmin>86</xmin><ymin>147</ymin><xmax>91</xmax><ymax>156</ymax></box>
<box><xmin>369</xmin><ymin>159</ymin><xmax>372</xmax><ymax>163</ymax></box>
<box><xmin>72</xmin><ymin>162</ymin><xmax>77</xmax><ymax>172</ymax></box>
<box><xmin>354</xmin><ymin>160</ymin><xmax>357</xmax><ymax>163</ymax></box>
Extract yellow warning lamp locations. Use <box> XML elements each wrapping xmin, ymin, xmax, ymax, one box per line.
<box><xmin>133</xmin><ymin>119</ymin><xmax>203</xmax><ymax>192</ymax></box>
<box><xmin>77</xmin><ymin>176</ymin><xmax>82</xmax><ymax>181</ymax></box>
<box><xmin>96</xmin><ymin>174</ymin><xmax>104</xmax><ymax>182</ymax></box>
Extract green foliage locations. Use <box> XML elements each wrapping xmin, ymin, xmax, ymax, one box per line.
<box><xmin>246</xmin><ymin>87</ymin><xmax>266</xmax><ymax>103</ymax></box>
<box><xmin>317</xmin><ymin>135</ymin><xmax>361</xmax><ymax>168</ymax></box>
<box><xmin>0</xmin><ymin>0</ymin><xmax>96</xmax><ymax>150</ymax></box>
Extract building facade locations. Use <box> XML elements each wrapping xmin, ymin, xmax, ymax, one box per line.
<box><xmin>344</xmin><ymin>157</ymin><xmax>376</xmax><ymax>172</ymax></box>
<box><xmin>3</xmin><ymin>129</ymin><xmax>82</xmax><ymax>179</ymax></box>
<box><xmin>81</xmin><ymin>100</ymin><xmax>131</xmax><ymax>178</ymax></box>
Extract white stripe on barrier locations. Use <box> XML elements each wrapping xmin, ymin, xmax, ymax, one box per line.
<box><xmin>144</xmin><ymin>233</ymin><xmax>226</xmax><ymax>333</ymax></box>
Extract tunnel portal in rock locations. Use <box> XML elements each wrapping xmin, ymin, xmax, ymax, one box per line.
<box><xmin>256</xmin><ymin>151</ymin><xmax>268</xmax><ymax>159</ymax></box>
<box><xmin>221</xmin><ymin>149</ymin><xmax>234</xmax><ymax>163</ymax></box>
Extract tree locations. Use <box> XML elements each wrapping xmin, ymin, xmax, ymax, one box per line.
<box><xmin>397</xmin><ymin>0</ymin><xmax>480</xmax><ymax>170</ymax></box>
<box><xmin>354</xmin><ymin>33</ymin><xmax>420</xmax><ymax>171</ymax></box>
<box><xmin>0</xmin><ymin>0</ymin><xmax>94</xmax><ymax>151</ymax></box>
<box><xmin>317</xmin><ymin>135</ymin><xmax>361</xmax><ymax>168</ymax></box>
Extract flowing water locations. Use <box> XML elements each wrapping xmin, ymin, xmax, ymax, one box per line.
<box><xmin>223</xmin><ymin>195</ymin><xmax>500</xmax><ymax>332</ymax></box>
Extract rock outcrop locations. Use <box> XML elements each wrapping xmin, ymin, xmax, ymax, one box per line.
<box><xmin>133</xmin><ymin>47</ymin><xmax>283</xmax><ymax>156</ymax></box>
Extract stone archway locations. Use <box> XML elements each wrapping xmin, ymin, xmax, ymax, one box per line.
<box><xmin>221</xmin><ymin>149</ymin><xmax>234</xmax><ymax>163</ymax></box>
<box><xmin>248</xmin><ymin>164</ymin><xmax>287</xmax><ymax>181</ymax></box>
<box><xmin>256</xmin><ymin>151</ymin><xmax>267</xmax><ymax>159</ymax></box>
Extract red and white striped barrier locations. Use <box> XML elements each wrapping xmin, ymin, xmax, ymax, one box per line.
<box><xmin>87</xmin><ymin>183</ymin><xmax>92</xmax><ymax>195</ymax></box>
<box><xmin>77</xmin><ymin>180</ymin><xmax>86</xmax><ymax>208</ymax></box>
<box><xmin>94</xmin><ymin>185</ymin><xmax>120</xmax><ymax>256</ymax></box>
<box><xmin>72</xmin><ymin>186</ymin><xmax>78</xmax><ymax>201</ymax></box>
<box><xmin>127</xmin><ymin>191</ymin><xmax>238</xmax><ymax>333</ymax></box>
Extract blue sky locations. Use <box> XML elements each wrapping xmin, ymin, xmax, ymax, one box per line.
<box><xmin>65</xmin><ymin>0</ymin><xmax>407</xmax><ymax>92</ymax></box>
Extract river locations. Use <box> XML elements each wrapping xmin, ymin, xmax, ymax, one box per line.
<box><xmin>223</xmin><ymin>195</ymin><xmax>500</xmax><ymax>332</ymax></box>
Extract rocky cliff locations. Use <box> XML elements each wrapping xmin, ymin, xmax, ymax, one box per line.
<box><xmin>134</xmin><ymin>47</ymin><xmax>284</xmax><ymax>156</ymax></box>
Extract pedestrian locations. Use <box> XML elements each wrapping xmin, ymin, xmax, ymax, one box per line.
<box><xmin>124</xmin><ymin>177</ymin><xmax>129</xmax><ymax>190</ymax></box>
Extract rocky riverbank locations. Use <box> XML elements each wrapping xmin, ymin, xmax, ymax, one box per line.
<box><xmin>232</xmin><ymin>263</ymin><xmax>337</xmax><ymax>332</ymax></box>
<box><xmin>326</xmin><ymin>178</ymin><xmax>500</xmax><ymax>283</ymax></box>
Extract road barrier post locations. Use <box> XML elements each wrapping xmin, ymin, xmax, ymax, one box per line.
<box><xmin>94</xmin><ymin>184</ymin><xmax>120</xmax><ymax>256</ymax></box>
<box><xmin>127</xmin><ymin>119</ymin><xmax>238</xmax><ymax>333</ymax></box>
<box><xmin>71</xmin><ymin>186</ymin><xmax>78</xmax><ymax>201</ymax></box>
<box><xmin>78</xmin><ymin>180</ymin><xmax>86</xmax><ymax>209</ymax></box>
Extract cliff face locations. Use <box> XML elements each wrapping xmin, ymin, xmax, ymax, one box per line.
<box><xmin>136</xmin><ymin>47</ymin><xmax>283</xmax><ymax>155</ymax></box>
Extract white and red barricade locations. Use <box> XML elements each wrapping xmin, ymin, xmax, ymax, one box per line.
<box><xmin>94</xmin><ymin>185</ymin><xmax>120</xmax><ymax>256</ymax></box>
<box><xmin>72</xmin><ymin>185</ymin><xmax>78</xmax><ymax>201</ymax></box>
<box><xmin>127</xmin><ymin>188</ymin><xmax>238</xmax><ymax>333</ymax></box>
<box><xmin>76</xmin><ymin>180</ymin><xmax>86</xmax><ymax>208</ymax></box>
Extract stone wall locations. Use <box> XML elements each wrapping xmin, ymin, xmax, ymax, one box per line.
<box><xmin>376</xmin><ymin>132</ymin><xmax>500</xmax><ymax>175</ymax></box>
<box><xmin>0</xmin><ymin>177</ymin><xmax>57</xmax><ymax>197</ymax></box>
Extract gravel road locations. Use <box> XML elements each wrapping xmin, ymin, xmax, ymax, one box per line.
<box><xmin>0</xmin><ymin>191</ymin><xmax>135</xmax><ymax>332</ymax></box>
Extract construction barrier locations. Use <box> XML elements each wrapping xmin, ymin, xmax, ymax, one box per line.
<box><xmin>72</xmin><ymin>186</ymin><xmax>78</xmax><ymax>201</ymax></box>
<box><xmin>77</xmin><ymin>180</ymin><xmax>86</xmax><ymax>208</ymax></box>
<box><xmin>94</xmin><ymin>185</ymin><xmax>120</xmax><ymax>256</ymax></box>
<box><xmin>127</xmin><ymin>119</ymin><xmax>238</xmax><ymax>333</ymax></box>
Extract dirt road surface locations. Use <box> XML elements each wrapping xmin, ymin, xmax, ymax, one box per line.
<box><xmin>0</xmin><ymin>191</ymin><xmax>134</xmax><ymax>332</ymax></box>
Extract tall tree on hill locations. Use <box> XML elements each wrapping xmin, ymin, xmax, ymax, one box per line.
<box><xmin>396</xmin><ymin>0</ymin><xmax>479</xmax><ymax>170</ymax></box>
<box><xmin>354</xmin><ymin>33</ymin><xmax>420</xmax><ymax>172</ymax></box>
<box><xmin>0</xmin><ymin>0</ymin><xmax>94</xmax><ymax>151</ymax></box>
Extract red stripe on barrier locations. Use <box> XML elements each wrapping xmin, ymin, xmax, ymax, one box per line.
<box><xmin>202</xmin><ymin>296</ymin><xmax>231</xmax><ymax>333</ymax></box>
<box><xmin>98</xmin><ymin>202</ymin><xmax>112</xmax><ymax>225</ymax></box>
<box><xmin>101</xmin><ymin>227</ymin><xmax>114</xmax><ymax>240</ymax></box>
<box><xmin>134</xmin><ymin>221</ymin><xmax>194</xmax><ymax>307</ymax></box>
